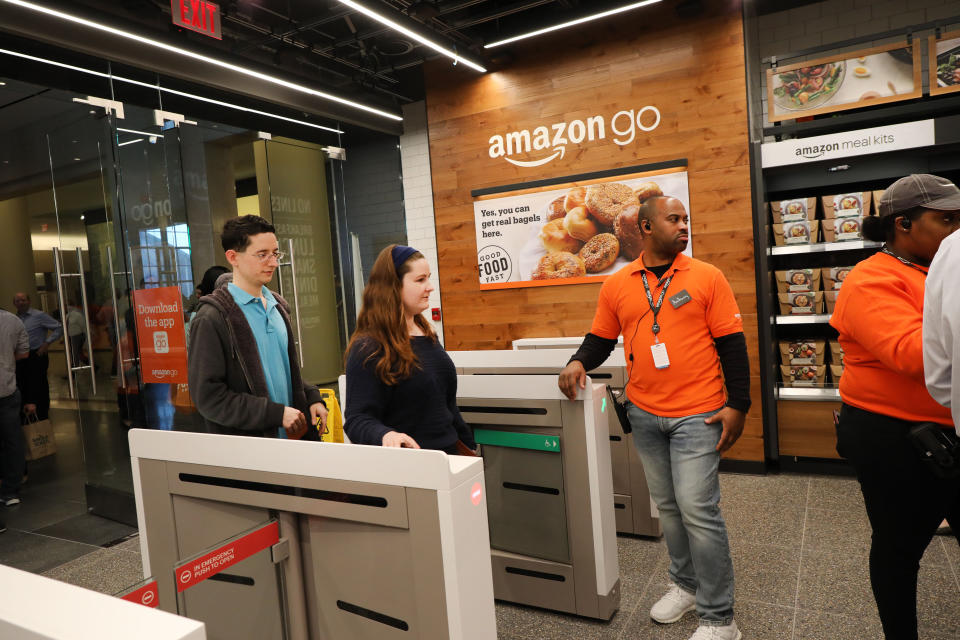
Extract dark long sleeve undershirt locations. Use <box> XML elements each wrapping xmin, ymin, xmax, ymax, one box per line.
<box><xmin>569</xmin><ymin>330</ymin><xmax>751</xmax><ymax>413</ymax></box>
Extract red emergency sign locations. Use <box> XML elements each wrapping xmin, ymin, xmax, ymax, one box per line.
<box><xmin>119</xmin><ymin>579</ymin><xmax>159</xmax><ymax>608</ymax></box>
<box><xmin>174</xmin><ymin>521</ymin><xmax>279</xmax><ymax>592</ymax></box>
<box><xmin>171</xmin><ymin>0</ymin><xmax>222</xmax><ymax>40</ymax></box>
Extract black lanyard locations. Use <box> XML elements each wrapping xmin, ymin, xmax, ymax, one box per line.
<box><xmin>640</xmin><ymin>270</ymin><xmax>674</xmax><ymax>338</ymax></box>
<box><xmin>881</xmin><ymin>247</ymin><xmax>928</xmax><ymax>276</ymax></box>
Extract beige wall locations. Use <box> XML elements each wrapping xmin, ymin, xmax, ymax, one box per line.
<box><xmin>0</xmin><ymin>197</ymin><xmax>39</xmax><ymax>312</ymax></box>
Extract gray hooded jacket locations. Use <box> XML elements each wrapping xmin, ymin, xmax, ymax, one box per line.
<box><xmin>187</xmin><ymin>286</ymin><xmax>323</xmax><ymax>438</ymax></box>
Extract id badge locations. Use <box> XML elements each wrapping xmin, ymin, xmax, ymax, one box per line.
<box><xmin>651</xmin><ymin>342</ymin><xmax>670</xmax><ymax>369</ymax></box>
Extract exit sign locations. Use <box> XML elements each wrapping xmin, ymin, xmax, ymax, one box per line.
<box><xmin>171</xmin><ymin>0</ymin><xmax>222</xmax><ymax>40</ymax></box>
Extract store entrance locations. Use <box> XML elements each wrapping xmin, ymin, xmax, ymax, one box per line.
<box><xmin>0</xmin><ymin>76</ymin><xmax>344</xmax><ymax>527</ymax></box>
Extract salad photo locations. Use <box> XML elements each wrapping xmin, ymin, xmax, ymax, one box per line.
<box><xmin>773</xmin><ymin>62</ymin><xmax>845</xmax><ymax>110</ymax></box>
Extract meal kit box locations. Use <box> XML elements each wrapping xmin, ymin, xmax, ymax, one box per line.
<box><xmin>779</xmin><ymin>339</ymin><xmax>827</xmax><ymax>366</ymax></box>
<box><xmin>822</xmin><ymin>192</ymin><xmax>872</xmax><ymax>218</ymax></box>
<box><xmin>775</xmin><ymin>268</ymin><xmax>821</xmax><ymax>293</ymax></box>
<box><xmin>825</xmin><ymin>290</ymin><xmax>840</xmax><ymax>314</ymax></box>
<box><xmin>822</xmin><ymin>216</ymin><xmax>865</xmax><ymax>242</ymax></box>
<box><xmin>770</xmin><ymin>197</ymin><xmax>817</xmax><ymax>224</ymax></box>
<box><xmin>773</xmin><ymin>221</ymin><xmax>820</xmax><ymax>246</ymax></box>
<box><xmin>778</xmin><ymin>291</ymin><xmax>824</xmax><ymax>315</ymax></box>
<box><xmin>822</xmin><ymin>266</ymin><xmax>854</xmax><ymax>290</ymax></box>
<box><xmin>781</xmin><ymin>364</ymin><xmax>827</xmax><ymax>388</ymax></box>
<box><xmin>829</xmin><ymin>340</ymin><xmax>845</xmax><ymax>366</ymax></box>
<box><xmin>830</xmin><ymin>364</ymin><xmax>844</xmax><ymax>382</ymax></box>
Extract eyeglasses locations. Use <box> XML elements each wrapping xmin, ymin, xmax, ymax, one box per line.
<box><xmin>246</xmin><ymin>250</ymin><xmax>285</xmax><ymax>263</ymax></box>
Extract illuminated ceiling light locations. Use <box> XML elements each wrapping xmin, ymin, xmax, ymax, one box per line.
<box><xmin>0</xmin><ymin>0</ymin><xmax>402</xmax><ymax>121</ymax></box>
<box><xmin>484</xmin><ymin>0</ymin><xmax>662</xmax><ymax>48</ymax></box>
<box><xmin>335</xmin><ymin>0</ymin><xmax>487</xmax><ymax>73</ymax></box>
<box><xmin>118</xmin><ymin>138</ymin><xmax>145</xmax><ymax>146</ymax></box>
<box><xmin>0</xmin><ymin>48</ymin><xmax>345</xmax><ymax>134</ymax></box>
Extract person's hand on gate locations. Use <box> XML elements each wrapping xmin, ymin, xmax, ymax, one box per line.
<box><xmin>282</xmin><ymin>407</ymin><xmax>307</xmax><ymax>438</ymax></box>
<box><xmin>706</xmin><ymin>407</ymin><xmax>746</xmax><ymax>453</ymax></box>
<box><xmin>559</xmin><ymin>360</ymin><xmax>587</xmax><ymax>400</ymax></box>
<box><xmin>382</xmin><ymin>431</ymin><xmax>420</xmax><ymax>448</ymax></box>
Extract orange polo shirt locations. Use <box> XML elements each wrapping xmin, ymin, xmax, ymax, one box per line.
<box><xmin>590</xmin><ymin>252</ymin><xmax>744</xmax><ymax>417</ymax></box>
<box><xmin>830</xmin><ymin>251</ymin><xmax>952</xmax><ymax>426</ymax></box>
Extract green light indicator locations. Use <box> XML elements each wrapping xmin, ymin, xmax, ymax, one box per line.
<box><xmin>601</xmin><ymin>397</ymin><xmax>607</xmax><ymax>413</ymax></box>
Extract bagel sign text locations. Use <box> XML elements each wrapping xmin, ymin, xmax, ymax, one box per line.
<box><xmin>488</xmin><ymin>107</ymin><xmax>661</xmax><ymax>168</ymax></box>
<box><xmin>472</xmin><ymin>164</ymin><xmax>690</xmax><ymax>291</ymax></box>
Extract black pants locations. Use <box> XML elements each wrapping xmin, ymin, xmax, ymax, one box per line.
<box><xmin>836</xmin><ymin>404</ymin><xmax>960</xmax><ymax>640</ymax></box>
<box><xmin>15</xmin><ymin>350</ymin><xmax>50</xmax><ymax>420</ymax></box>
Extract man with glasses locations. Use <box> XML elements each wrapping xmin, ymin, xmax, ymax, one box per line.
<box><xmin>188</xmin><ymin>215</ymin><xmax>327</xmax><ymax>439</ymax></box>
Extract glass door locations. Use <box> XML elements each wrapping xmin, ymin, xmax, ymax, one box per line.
<box><xmin>43</xmin><ymin>104</ymin><xmax>138</xmax><ymax>524</ymax></box>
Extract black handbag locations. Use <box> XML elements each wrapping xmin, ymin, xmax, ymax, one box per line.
<box><xmin>908</xmin><ymin>422</ymin><xmax>960</xmax><ymax>480</ymax></box>
<box><xmin>606</xmin><ymin>385</ymin><xmax>632</xmax><ymax>435</ymax></box>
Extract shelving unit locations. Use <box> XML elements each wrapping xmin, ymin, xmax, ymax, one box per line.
<box><xmin>769</xmin><ymin>240</ymin><xmax>882</xmax><ymax>256</ymax></box>
<box><xmin>775</xmin><ymin>314</ymin><xmax>832</xmax><ymax>325</ymax></box>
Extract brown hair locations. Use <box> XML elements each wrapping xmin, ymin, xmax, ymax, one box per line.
<box><xmin>346</xmin><ymin>244</ymin><xmax>436</xmax><ymax>385</ymax></box>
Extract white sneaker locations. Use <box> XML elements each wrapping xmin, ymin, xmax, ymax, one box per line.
<box><xmin>650</xmin><ymin>583</ymin><xmax>697</xmax><ymax>623</ymax></box>
<box><xmin>688</xmin><ymin>620</ymin><xmax>741</xmax><ymax>640</ymax></box>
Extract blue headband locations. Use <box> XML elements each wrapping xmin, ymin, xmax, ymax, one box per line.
<box><xmin>391</xmin><ymin>245</ymin><xmax>419</xmax><ymax>275</ymax></box>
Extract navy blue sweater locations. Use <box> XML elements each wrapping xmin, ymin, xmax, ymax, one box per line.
<box><xmin>344</xmin><ymin>336</ymin><xmax>476</xmax><ymax>450</ymax></box>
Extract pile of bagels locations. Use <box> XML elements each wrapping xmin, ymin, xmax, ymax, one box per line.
<box><xmin>531</xmin><ymin>181</ymin><xmax>662</xmax><ymax>280</ymax></box>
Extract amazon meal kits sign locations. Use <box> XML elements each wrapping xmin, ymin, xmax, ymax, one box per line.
<box><xmin>760</xmin><ymin>119</ymin><xmax>935</xmax><ymax>168</ymax></box>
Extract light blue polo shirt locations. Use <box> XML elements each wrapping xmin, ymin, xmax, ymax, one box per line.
<box><xmin>228</xmin><ymin>283</ymin><xmax>292</xmax><ymax>437</ymax></box>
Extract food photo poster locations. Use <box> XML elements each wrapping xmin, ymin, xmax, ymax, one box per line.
<box><xmin>767</xmin><ymin>41</ymin><xmax>921</xmax><ymax>122</ymax></box>
<box><xmin>930</xmin><ymin>31</ymin><xmax>960</xmax><ymax>96</ymax></box>
<box><xmin>472</xmin><ymin>165</ymin><xmax>690</xmax><ymax>291</ymax></box>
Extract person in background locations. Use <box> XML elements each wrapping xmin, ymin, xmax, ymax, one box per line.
<box><xmin>0</xmin><ymin>308</ymin><xmax>30</xmax><ymax>507</ymax></box>
<box><xmin>559</xmin><ymin>196</ymin><xmax>749</xmax><ymax>640</ymax></box>
<box><xmin>924</xmin><ymin>220</ymin><xmax>960</xmax><ymax>538</ymax></box>
<box><xmin>13</xmin><ymin>293</ymin><xmax>61</xmax><ymax>421</ymax></box>
<box><xmin>831</xmin><ymin>174</ymin><xmax>960</xmax><ymax>640</ymax></box>
<box><xmin>188</xmin><ymin>215</ymin><xmax>327</xmax><ymax>438</ymax></box>
<box><xmin>64</xmin><ymin>298</ymin><xmax>87</xmax><ymax>369</ymax></box>
<box><xmin>344</xmin><ymin>245</ymin><xmax>476</xmax><ymax>454</ymax></box>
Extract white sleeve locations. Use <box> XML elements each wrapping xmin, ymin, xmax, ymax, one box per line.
<box><xmin>924</xmin><ymin>230</ymin><xmax>959</xmax><ymax>428</ymax></box>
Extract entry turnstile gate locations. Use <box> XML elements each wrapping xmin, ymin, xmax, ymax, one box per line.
<box><xmin>456</xmin><ymin>375</ymin><xmax>620</xmax><ymax>620</ymax></box>
<box><xmin>129</xmin><ymin>430</ymin><xmax>496</xmax><ymax>640</ymax></box>
<box><xmin>449</xmin><ymin>348</ymin><xmax>662</xmax><ymax>538</ymax></box>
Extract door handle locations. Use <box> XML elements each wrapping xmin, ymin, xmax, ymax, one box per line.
<box><xmin>277</xmin><ymin>238</ymin><xmax>304</xmax><ymax>366</ymax></box>
<box><xmin>75</xmin><ymin>247</ymin><xmax>97</xmax><ymax>396</ymax></box>
<box><xmin>107</xmin><ymin>246</ymin><xmax>127</xmax><ymax>389</ymax></box>
<box><xmin>52</xmin><ymin>247</ymin><xmax>76</xmax><ymax>400</ymax></box>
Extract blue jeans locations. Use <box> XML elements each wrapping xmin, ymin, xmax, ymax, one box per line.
<box><xmin>0</xmin><ymin>390</ymin><xmax>23</xmax><ymax>499</ymax></box>
<box><xmin>627</xmin><ymin>403</ymin><xmax>735</xmax><ymax>625</ymax></box>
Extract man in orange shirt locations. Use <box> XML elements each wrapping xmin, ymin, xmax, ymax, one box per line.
<box><xmin>560</xmin><ymin>196</ymin><xmax>749</xmax><ymax>640</ymax></box>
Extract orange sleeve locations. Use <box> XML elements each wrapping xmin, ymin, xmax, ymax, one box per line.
<box><xmin>590</xmin><ymin>277</ymin><xmax>622</xmax><ymax>340</ymax></box>
<box><xmin>834</xmin><ymin>275</ymin><xmax>924</xmax><ymax>380</ymax></box>
<box><xmin>706</xmin><ymin>270</ymin><xmax>744</xmax><ymax>339</ymax></box>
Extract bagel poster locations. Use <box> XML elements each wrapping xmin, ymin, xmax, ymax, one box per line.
<box><xmin>472</xmin><ymin>164</ymin><xmax>690</xmax><ymax>290</ymax></box>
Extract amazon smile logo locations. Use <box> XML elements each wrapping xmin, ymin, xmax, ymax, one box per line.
<box><xmin>488</xmin><ymin>107</ymin><xmax>661</xmax><ymax>168</ymax></box>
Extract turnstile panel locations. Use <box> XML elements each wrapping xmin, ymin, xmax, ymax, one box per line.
<box><xmin>172</xmin><ymin>495</ymin><xmax>284</xmax><ymax>640</ymax></box>
<box><xmin>482</xmin><ymin>436</ymin><xmax>569</xmax><ymax>564</ymax></box>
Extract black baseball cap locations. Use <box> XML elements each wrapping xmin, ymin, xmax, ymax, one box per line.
<box><xmin>878</xmin><ymin>174</ymin><xmax>960</xmax><ymax>217</ymax></box>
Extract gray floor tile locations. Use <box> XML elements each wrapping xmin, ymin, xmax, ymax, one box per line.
<box><xmin>797</xmin><ymin>548</ymin><xmax>877</xmax><ymax>618</ymax></box>
<box><xmin>938</xmin><ymin>535</ymin><xmax>960</xmax><ymax>591</ymax></box>
<box><xmin>0</xmin><ymin>529</ymin><xmax>98</xmax><ymax>573</ymax></box>
<box><xmin>41</xmin><ymin>548</ymin><xmax>144</xmax><ymax>596</ymax></box>
<box><xmin>728</xmin><ymin>600</ymin><xmax>794</xmax><ymax>640</ymax></box>
<box><xmin>2</xmin><ymin>495</ymin><xmax>88</xmax><ymax>532</ymax></box>
<box><xmin>917</xmin><ymin>557</ymin><xmax>960</xmax><ymax>636</ymax></box>
<box><xmin>35</xmin><ymin>513</ymin><xmax>136</xmax><ymax>547</ymax></box>
<box><xmin>807</xmin><ymin>476</ymin><xmax>864</xmax><ymax>512</ymax></box>
<box><xmin>803</xmin><ymin>507</ymin><xmax>871</xmax><ymax>556</ymax></box>
<box><xmin>793</xmin><ymin>609</ymin><xmax>884</xmax><ymax>640</ymax></box>
<box><xmin>494</xmin><ymin>601</ymin><xmax>609</xmax><ymax>640</ymax></box>
<box><xmin>730</xmin><ymin>541</ymin><xmax>801</xmax><ymax>607</ymax></box>
<box><xmin>724</xmin><ymin>502</ymin><xmax>805</xmax><ymax>549</ymax></box>
<box><xmin>719</xmin><ymin>472</ymin><xmax>810</xmax><ymax>509</ymax></box>
<box><xmin>110</xmin><ymin>535</ymin><xmax>142</xmax><ymax>554</ymax></box>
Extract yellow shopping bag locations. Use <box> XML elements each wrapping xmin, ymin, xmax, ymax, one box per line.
<box><xmin>316</xmin><ymin>389</ymin><xmax>344</xmax><ymax>443</ymax></box>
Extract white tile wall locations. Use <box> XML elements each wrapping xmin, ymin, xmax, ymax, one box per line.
<box><xmin>400</xmin><ymin>101</ymin><xmax>445</xmax><ymax>344</ymax></box>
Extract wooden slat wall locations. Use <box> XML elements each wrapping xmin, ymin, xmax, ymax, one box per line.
<box><xmin>424</xmin><ymin>1</ymin><xmax>763</xmax><ymax>461</ymax></box>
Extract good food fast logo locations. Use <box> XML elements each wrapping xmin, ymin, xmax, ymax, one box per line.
<box><xmin>488</xmin><ymin>107</ymin><xmax>661</xmax><ymax>168</ymax></box>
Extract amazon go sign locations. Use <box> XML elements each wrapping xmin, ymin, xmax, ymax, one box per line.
<box><xmin>488</xmin><ymin>107</ymin><xmax>661</xmax><ymax>168</ymax></box>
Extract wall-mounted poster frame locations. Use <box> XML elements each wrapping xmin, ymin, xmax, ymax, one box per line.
<box><xmin>767</xmin><ymin>41</ymin><xmax>922</xmax><ymax>123</ymax></box>
<box><xmin>471</xmin><ymin>159</ymin><xmax>690</xmax><ymax>291</ymax></box>
<box><xmin>929</xmin><ymin>30</ymin><xmax>960</xmax><ymax>96</ymax></box>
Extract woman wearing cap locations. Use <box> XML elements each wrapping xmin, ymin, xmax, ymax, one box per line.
<box><xmin>831</xmin><ymin>174</ymin><xmax>960</xmax><ymax>640</ymax></box>
<box><xmin>343</xmin><ymin>245</ymin><xmax>476</xmax><ymax>453</ymax></box>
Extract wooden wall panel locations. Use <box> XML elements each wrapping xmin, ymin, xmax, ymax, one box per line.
<box><xmin>424</xmin><ymin>1</ymin><xmax>763</xmax><ymax>461</ymax></box>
